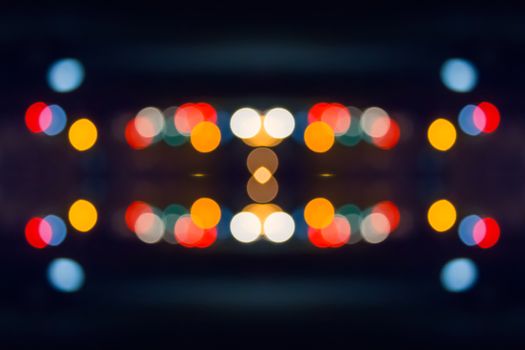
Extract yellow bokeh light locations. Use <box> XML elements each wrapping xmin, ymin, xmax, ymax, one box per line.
<box><xmin>242</xmin><ymin>117</ymin><xmax>282</xmax><ymax>147</ymax></box>
<box><xmin>243</xmin><ymin>203</ymin><xmax>281</xmax><ymax>223</ymax></box>
<box><xmin>253</xmin><ymin>167</ymin><xmax>272</xmax><ymax>184</ymax></box>
<box><xmin>190</xmin><ymin>121</ymin><xmax>221</xmax><ymax>153</ymax></box>
<box><xmin>427</xmin><ymin>199</ymin><xmax>457</xmax><ymax>232</ymax></box>
<box><xmin>68</xmin><ymin>199</ymin><xmax>98</xmax><ymax>232</ymax></box>
<box><xmin>304</xmin><ymin>197</ymin><xmax>334</xmax><ymax>229</ymax></box>
<box><xmin>427</xmin><ymin>118</ymin><xmax>457</xmax><ymax>151</ymax></box>
<box><xmin>68</xmin><ymin>118</ymin><xmax>98</xmax><ymax>151</ymax></box>
<box><xmin>190</xmin><ymin>197</ymin><xmax>221</xmax><ymax>229</ymax></box>
<box><xmin>304</xmin><ymin>121</ymin><xmax>335</xmax><ymax>153</ymax></box>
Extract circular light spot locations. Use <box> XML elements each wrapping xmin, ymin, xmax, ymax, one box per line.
<box><xmin>304</xmin><ymin>197</ymin><xmax>334</xmax><ymax>229</ymax></box>
<box><xmin>427</xmin><ymin>199</ymin><xmax>457</xmax><ymax>232</ymax></box>
<box><xmin>427</xmin><ymin>118</ymin><xmax>456</xmax><ymax>151</ymax></box>
<box><xmin>125</xmin><ymin>201</ymin><xmax>153</xmax><ymax>231</ymax></box>
<box><xmin>43</xmin><ymin>104</ymin><xmax>68</xmax><ymax>136</ymax></box>
<box><xmin>361</xmin><ymin>107</ymin><xmax>391</xmax><ymax>138</ymax></box>
<box><xmin>174</xmin><ymin>215</ymin><xmax>205</xmax><ymax>247</ymax></box>
<box><xmin>190</xmin><ymin>121</ymin><xmax>221</xmax><ymax>153</ymax></box>
<box><xmin>247</xmin><ymin>176</ymin><xmax>278</xmax><ymax>203</ymax></box>
<box><xmin>458</xmin><ymin>104</ymin><xmax>483</xmax><ymax>136</ymax></box>
<box><xmin>68</xmin><ymin>118</ymin><xmax>98</xmax><ymax>151</ymax></box>
<box><xmin>47</xmin><ymin>258</ymin><xmax>85</xmax><ymax>293</ymax></box>
<box><xmin>263</xmin><ymin>107</ymin><xmax>295</xmax><ymax>139</ymax></box>
<box><xmin>134</xmin><ymin>107</ymin><xmax>164</xmax><ymax>139</ymax></box>
<box><xmin>25</xmin><ymin>217</ymin><xmax>48</xmax><ymax>249</ymax></box>
<box><xmin>473</xmin><ymin>217</ymin><xmax>500</xmax><ymax>249</ymax></box>
<box><xmin>25</xmin><ymin>102</ymin><xmax>48</xmax><ymax>133</ymax></box>
<box><xmin>458</xmin><ymin>215</ymin><xmax>482</xmax><ymax>246</ymax></box>
<box><xmin>263</xmin><ymin>212</ymin><xmax>295</xmax><ymax>243</ymax></box>
<box><xmin>440</xmin><ymin>258</ymin><xmax>478</xmax><ymax>292</ymax></box>
<box><xmin>372</xmin><ymin>201</ymin><xmax>400</xmax><ymax>231</ymax></box>
<box><xmin>43</xmin><ymin>215</ymin><xmax>67</xmax><ymax>246</ymax></box>
<box><xmin>190</xmin><ymin>197</ymin><xmax>221</xmax><ymax>229</ymax></box>
<box><xmin>68</xmin><ymin>199</ymin><xmax>98</xmax><ymax>232</ymax></box>
<box><xmin>134</xmin><ymin>212</ymin><xmax>164</xmax><ymax>244</ymax></box>
<box><xmin>125</xmin><ymin>119</ymin><xmax>153</xmax><ymax>149</ymax></box>
<box><xmin>361</xmin><ymin>212</ymin><xmax>390</xmax><ymax>244</ymax></box>
<box><xmin>440</xmin><ymin>58</ymin><xmax>478</xmax><ymax>93</ymax></box>
<box><xmin>477</xmin><ymin>102</ymin><xmax>500</xmax><ymax>134</ymax></box>
<box><xmin>320</xmin><ymin>215</ymin><xmax>351</xmax><ymax>247</ymax></box>
<box><xmin>230</xmin><ymin>108</ymin><xmax>261</xmax><ymax>139</ymax></box>
<box><xmin>247</xmin><ymin>147</ymin><xmax>278</xmax><ymax>174</ymax></box>
<box><xmin>320</xmin><ymin>104</ymin><xmax>351</xmax><ymax>136</ymax></box>
<box><xmin>47</xmin><ymin>58</ymin><xmax>85</xmax><ymax>93</ymax></box>
<box><xmin>304</xmin><ymin>121</ymin><xmax>335</xmax><ymax>153</ymax></box>
<box><xmin>230</xmin><ymin>212</ymin><xmax>262</xmax><ymax>243</ymax></box>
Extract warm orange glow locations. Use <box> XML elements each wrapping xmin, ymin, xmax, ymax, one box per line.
<box><xmin>304</xmin><ymin>197</ymin><xmax>335</xmax><ymax>229</ymax></box>
<box><xmin>190</xmin><ymin>197</ymin><xmax>221</xmax><ymax>229</ymax></box>
<box><xmin>190</xmin><ymin>121</ymin><xmax>221</xmax><ymax>153</ymax></box>
<box><xmin>304</xmin><ymin>121</ymin><xmax>335</xmax><ymax>153</ymax></box>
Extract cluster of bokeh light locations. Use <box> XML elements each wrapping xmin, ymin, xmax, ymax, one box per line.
<box><xmin>230</xmin><ymin>107</ymin><xmax>295</xmax><ymax>146</ymax></box>
<box><xmin>125</xmin><ymin>103</ymin><xmax>223</xmax><ymax>153</ymax></box>
<box><xmin>125</xmin><ymin>198</ymin><xmax>222</xmax><ymax>247</ymax></box>
<box><xmin>303</xmin><ymin>198</ymin><xmax>401</xmax><ymax>248</ymax></box>
<box><xmin>25</xmin><ymin>199</ymin><xmax>98</xmax><ymax>249</ymax></box>
<box><xmin>25</xmin><ymin>102</ymin><xmax>98</xmax><ymax>151</ymax></box>
<box><xmin>304</xmin><ymin>103</ymin><xmax>400</xmax><ymax>152</ymax></box>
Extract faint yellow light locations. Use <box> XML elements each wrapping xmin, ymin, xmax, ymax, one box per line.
<box><xmin>319</xmin><ymin>173</ymin><xmax>335</xmax><ymax>178</ymax></box>
<box><xmin>68</xmin><ymin>199</ymin><xmax>98</xmax><ymax>232</ymax></box>
<box><xmin>190</xmin><ymin>197</ymin><xmax>221</xmax><ymax>229</ymax></box>
<box><xmin>427</xmin><ymin>118</ymin><xmax>456</xmax><ymax>151</ymax></box>
<box><xmin>304</xmin><ymin>121</ymin><xmax>335</xmax><ymax>153</ymax></box>
<box><xmin>253</xmin><ymin>167</ymin><xmax>272</xmax><ymax>184</ymax></box>
<box><xmin>304</xmin><ymin>197</ymin><xmax>334</xmax><ymax>229</ymax></box>
<box><xmin>427</xmin><ymin>199</ymin><xmax>457</xmax><ymax>232</ymax></box>
<box><xmin>191</xmin><ymin>173</ymin><xmax>207</xmax><ymax>177</ymax></box>
<box><xmin>190</xmin><ymin>121</ymin><xmax>221</xmax><ymax>153</ymax></box>
<box><xmin>68</xmin><ymin>118</ymin><xmax>98</xmax><ymax>151</ymax></box>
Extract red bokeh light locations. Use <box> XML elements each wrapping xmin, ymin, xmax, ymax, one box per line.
<box><xmin>372</xmin><ymin>201</ymin><xmax>400</xmax><ymax>231</ymax></box>
<box><xmin>25</xmin><ymin>102</ymin><xmax>48</xmax><ymax>133</ymax></box>
<box><xmin>125</xmin><ymin>201</ymin><xmax>153</xmax><ymax>231</ymax></box>
<box><xmin>25</xmin><ymin>217</ymin><xmax>48</xmax><ymax>249</ymax></box>
<box><xmin>474</xmin><ymin>217</ymin><xmax>500</xmax><ymax>249</ymax></box>
<box><xmin>372</xmin><ymin>119</ymin><xmax>400</xmax><ymax>150</ymax></box>
<box><xmin>478</xmin><ymin>102</ymin><xmax>500</xmax><ymax>134</ymax></box>
<box><xmin>125</xmin><ymin>119</ymin><xmax>153</xmax><ymax>150</ymax></box>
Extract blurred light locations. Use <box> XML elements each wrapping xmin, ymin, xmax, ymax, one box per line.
<box><xmin>47</xmin><ymin>58</ymin><xmax>85</xmax><ymax>93</ymax></box>
<box><xmin>458</xmin><ymin>215</ymin><xmax>481</xmax><ymax>246</ymax></box>
<box><xmin>47</xmin><ymin>258</ymin><xmax>85</xmax><ymax>293</ymax></box>
<box><xmin>473</xmin><ymin>217</ymin><xmax>500</xmax><ymax>249</ymax></box>
<box><xmin>174</xmin><ymin>103</ymin><xmax>205</xmax><ymax>136</ymax></box>
<box><xmin>253</xmin><ymin>167</ymin><xmax>272</xmax><ymax>184</ymax></box>
<box><xmin>263</xmin><ymin>107</ymin><xmax>295</xmax><ymax>139</ymax></box>
<box><xmin>190</xmin><ymin>121</ymin><xmax>221</xmax><ymax>153</ymax></box>
<box><xmin>43</xmin><ymin>104</ymin><xmax>67</xmax><ymax>136</ymax></box>
<box><xmin>440</xmin><ymin>58</ymin><xmax>478</xmax><ymax>93</ymax></box>
<box><xmin>175</xmin><ymin>215</ymin><xmax>205</xmax><ymax>247</ymax></box>
<box><xmin>243</xmin><ymin>203</ymin><xmax>281</xmax><ymax>223</ymax></box>
<box><xmin>304</xmin><ymin>197</ymin><xmax>334</xmax><ymax>229</ymax></box>
<box><xmin>372</xmin><ymin>201</ymin><xmax>400</xmax><ymax>231</ymax></box>
<box><xmin>440</xmin><ymin>258</ymin><xmax>478</xmax><ymax>292</ymax></box>
<box><xmin>125</xmin><ymin>201</ymin><xmax>153</xmax><ymax>231</ymax></box>
<box><xmin>230</xmin><ymin>108</ymin><xmax>261</xmax><ymax>139</ymax></box>
<box><xmin>247</xmin><ymin>147</ymin><xmax>278</xmax><ymax>174</ymax></box>
<box><xmin>372</xmin><ymin>118</ymin><xmax>400</xmax><ymax>150</ymax></box>
<box><xmin>263</xmin><ymin>211</ymin><xmax>295</xmax><ymax>243</ymax></box>
<box><xmin>230</xmin><ymin>212</ymin><xmax>261</xmax><ymax>243</ymax></box>
<box><xmin>134</xmin><ymin>107</ymin><xmax>164</xmax><ymax>139</ymax></box>
<box><xmin>134</xmin><ymin>212</ymin><xmax>164</xmax><ymax>244</ymax></box>
<box><xmin>458</xmin><ymin>104</ymin><xmax>482</xmax><ymax>136</ymax></box>
<box><xmin>190</xmin><ymin>197</ymin><xmax>221</xmax><ymax>229</ymax></box>
<box><xmin>125</xmin><ymin>119</ymin><xmax>153</xmax><ymax>149</ymax></box>
<box><xmin>361</xmin><ymin>212</ymin><xmax>390</xmax><ymax>244</ymax></box>
<box><xmin>320</xmin><ymin>215</ymin><xmax>351</xmax><ymax>247</ymax></box>
<box><xmin>320</xmin><ymin>104</ymin><xmax>351</xmax><ymax>136</ymax></box>
<box><xmin>361</xmin><ymin>107</ymin><xmax>391</xmax><ymax>139</ymax></box>
<box><xmin>68</xmin><ymin>199</ymin><xmax>98</xmax><ymax>232</ymax></box>
<box><xmin>25</xmin><ymin>102</ymin><xmax>48</xmax><ymax>133</ymax></box>
<box><xmin>25</xmin><ymin>217</ymin><xmax>49</xmax><ymax>249</ymax></box>
<box><xmin>163</xmin><ymin>106</ymin><xmax>188</xmax><ymax>147</ymax></box>
<box><xmin>304</xmin><ymin>121</ymin><xmax>335</xmax><ymax>153</ymax></box>
<box><xmin>477</xmin><ymin>102</ymin><xmax>500</xmax><ymax>134</ymax></box>
<box><xmin>68</xmin><ymin>118</ymin><xmax>98</xmax><ymax>151</ymax></box>
<box><xmin>427</xmin><ymin>199</ymin><xmax>456</xmax><ymax>232</ymax></box>
<box><xmin>247</xmin><ymin>176</ymin><xmax>278</xmax><ymax>203</ymax></box>
<box><xmin>427</xmin><ymin>118</ymin><xmax>456</xmax><ymax>151</ymax></box>
<box><xmin>43</xmin><ymin>214</ymin><xmax>67</xmax><ymax>246</ymax></box>
<box><xmin>337</xmin><ymin>204</ymin><xmax>362</xmax><ymax>244</ymax></box>
<box><xmin>336</xmin><ymin>106</ymin><xmax>362</xmax><ymax>147</ymax></box>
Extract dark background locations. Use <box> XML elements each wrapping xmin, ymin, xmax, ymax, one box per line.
<box><xmin>1</xmin><ymin>2</ymin><xmax>525</xmax><ymax>346</ymax></box>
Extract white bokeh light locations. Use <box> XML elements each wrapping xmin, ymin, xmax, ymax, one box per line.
<box><xmin>230</xmin><ymin>108</ymin><xmax>261</xmax><ymax>139</ymax></box>
<box><xmin>134</xmin><ymin>212</ymin><xmax>165</xmax><ymax>244</ymax></box>
<box><xmin>361</xmin><ymin>212</ymin><xmax>390</xmax><ymax>244</ymax></box>
<box><xmin>134</xmin><ymin>107</ymin><xmax>165</xmax><ymax>138</ymax></box>
<box><xmin>361</xmin><ymin>107</ymin><xmax>391</xmax><ymax>138</ymax></box>
<box><xmin>263</xmin><ymin>107</ymin><xmax>295</xmax><ymax>139</ymax></box>
<box><xmin>263</xmin><ymin>211</ymin><xmax>295</xmax><ymax>243</ymax></box>
<box><xmin>230</xmin><ymin>212</ymin><xmax>261</xmax><ymax>243</ymax></box>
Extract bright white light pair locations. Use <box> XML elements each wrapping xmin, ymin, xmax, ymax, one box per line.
<box><xmin>230</xmin><ymin>211</ymin><xmax>295</xmax><ymax>243</ymax></box>
<box><xmin>230</xmin><ymin>107</ymin><xmax>295</xmax><ymax>139</ymax></box>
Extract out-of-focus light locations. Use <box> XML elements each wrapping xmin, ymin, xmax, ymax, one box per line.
<box><xmin>175</xmin><ymin>215</ymin><xmax>204</xmax><ymax>247</ymax></box>
<box><xmin>372</xmin><ymin>118</ymin><xmax>400</xmax><ymax>150</ymax></box>
<box><xmin>308</xmin><ymin>103</ymin><xmax>351</xmax><ymax>136</ymax></box>
<box><xmin>134</xmin><ymin>107</ymin><xmax>164</xmax><ymax>139</ymax></box>
<box><xmin>337</xmin><ymin>106</ymin><xmax>362</xmax><ymax>147</ymax></box>
<box><xmin>458</xmin><ymin>215</ymin><xmax>482</xmax><ymax>246</ymax></box>
<box><xmin>263</xmin><ymin>212</ymin><xmax>295</xmax><ymax>243</ymax></box>
<box><xmin>134</xmin><ymin>212</ymin><xmax>164</xmax><ymax>244</ymax></box>
<box><xmin>247</xmin><ymin>147</ymin><xmax>278</xmax><ymax>174</ymax></box>
<box><xmin>304</xmin><ymin>121</ymin><xmax>335</xmax><ymax>153</ymax></box>
<box><xmin>440</xmin><ymin>258</ymin><xmax>478</xmax><ymax>292</ymax></box>
<box><xmin>230</xmin><ymin>212</ymin><xmax>261</xmax><ymax>243</ymax></box>
<box><xmin>304</xmin><ymin>197</ymin><xmax>334</xmax><ymax>229</ymax></box>
<box><xmin>361</xmin><ymin>107</ymin><xmax>391</xmax><ymax>139</ymax></box>
<box><xmin>247</xmin><ymin>176</ymin><xmax>279</xmax><ymax>203</ymax></box>
<box><xmin>174</xmin><ymin>103</ymin><xmax>217</xmax><ymax>136</ymax></box>
<box><xmin>163</xmin><ymin>106</ymin><xmax>188</xmax><ymax>147</ymax></box>
<box><xmin>230</xmin><ymin>108</ymin><xmax>261</xmax><ymax>139</ymax></box>
<box><xmin>47</xmin><ymin>258</ymin><xmax>85</xmax><ymax>293</ymax></box>
<box><xmin>125</xmin><ymin>201</ymin><xmax>153</xmax><ymax>231</ymax></box>
<box><xmin>125</xmin><ymin>119</ymin><xmax>153</xmax><ymax>149</ymax></box>
<box><xmin>361</xmin><ymin>212</ymin><xmax>390</xmax><ymax>244</ymax></box>
<box><xmin>440</xmin><ymin>58</ymin><xmax>478</xmax><ymax>93</ymax></box>
<box><xmin>427</xmin><ymin>118</ymin><xmax>456</xmax><ymax>151</ymax></box>
<box><xmin>25</xmin><ymin>217</ymin><xmax>50</xmax><ymax>249</ymax></box>
<box><xmin>372</xmin><ymin>201</ymin><xmax>400</xmax><ymax>231</ymax></box>
<box><xmin>25</xmin><ymin>102</ymin><xmax>48</xmax><ymax>133</ymax></box>
<box><xmin>190</xmin><ymin>197</ymin><xmax>221</xmax><ymax>229</ymax></box>
<box><xmin>68</xmin><ymin>199</ymin><xmax>97</xmax><ymax>232</ymax></box>
<box><xmin>263</xmin><ymin>107</ymin><xmax>295</xmax><ymax>139</ymax></box>
<box><xmin>473</xmin><ymin>217</ymin><xmax>500</xmax><ymax>249</ymax></box>
<box><xmin>190</xmin><ymin>121</ymin><xmax>221</xmax><ymax>153</ymax></box>
<box><xmin>68</xmin><ymin>118</ymin><xmax>98</xmax><ymax>151</ymax></box>
<box><xmin>427</xmin><ymin>199</ymin><xmax>456</xmax><ymax>232</ymax></box>
<box><xmin>43</xmin><ymin>104</ymin><xmax>67</xmax><ymax>136</ymax></box>
<box><xmin>477</xmin><ymin>102</ymin><xmax>500</xmax><ymax>134</ymax></box>
<box><xmin>458</xmin><ymin>104</ymin><xmax>483</xmax><ymax>136</ymax></box>
<box><xmin>337</xmin><ymin>204</ymin><xmax>362</xmax><ymax>244</ymax></box>
<box><xmin>253</xmin><ymin>167</ymin><xmax>272</xmax><ymax>184</ymax></box>
<box><xmin>47</xmin><ymin>58</ymin><xmax>85</xmax><ymax>93</ymax></box>
<box><xmin>43</xmin><ymin>214</ymin><xmax>67</xmax><ymax>246</ymax></box>
<box><xmin>321</xmin><ymin>215</ymin><xmax>351</xmax><ymax>247</ymax></box>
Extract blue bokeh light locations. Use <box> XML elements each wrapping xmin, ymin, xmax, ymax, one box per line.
<box><xmin>47</xmin><ymin>258</ymin><xmax>85</xmax><ymax>293</ymax></box>
<box><xmin>458</xmin><ymin>104</ymin><xmax>482</xmax><ymax>136</ymax></box>
<box><xmin>458</xmin><ymin>215</ymin><xmax>481</xmax><ymax>246</ymax></box>
<box><xmin>43</xmin><ymin>214</ymin><xmax>67</xmax><ymax>246</ymax></box>
<box><xmin>440</xmin><ymin>58</ymin><xmax>478</xmax><ymax>93</ymax></box>
<box><xmin>440</xmin><ymin>258</ymin><xmax>478</xmax><ymax>293</ymax></box>
<box><xmin>43</xmin><ymin>105</ymin><xmax>67</xmax><ymax>136</ymax></box>
<box><xmin>47</xmin><ymin>58</ymin><xmax>85</xmax><ymax>93</ymax></box>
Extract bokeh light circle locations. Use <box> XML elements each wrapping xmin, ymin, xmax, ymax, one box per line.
<box><xmin>427</xmin><ymin>118</ymin><xmax>456</xmax><ymax>151</ymax></box>
<box><xmin>47</xmin><ymin>58</ymin><xmax>85</xmax><ymax>93</ymax></box>
<box><xmin>440</xmin><ymin>58</ymin><xmax>478</xmax><ymax>93</ymax></box>
<box><xmin>263</xmin><ymin>107</ymin><xmax>295</xmax><ymax>139</ymax></box>
<box><xmin>68</xmin><ymin>118</ymin><xmax>98</xmax><ymax>151</ymax></box>
<box><xmin>190</xmin><ymin>197</ymin><xmax>221</xmax><ymax>229</ymax></box>
<box><xmin>230</xmin><ymin>212</ymin><xmax>261</xmax><ymax>243</ymax></box>
<box><xmin>440</xmin><ymin>258</ymin><xmax>478</xmax><ymax>292</ymax></box>
<box><xmin>190</xmin><ymin>121</ymin><xmax>221</xmax><ymax>153</ymax></box>
<box><xmin>304</xmin><ymin>198</ymin><xmax>334</xmax><ymax>229</ymax></box>
<box><xmin>68</xmin><ymin>199</ymin><xmax>98</xmax><ymax>232</ymax></box>
<box><xmin>263</xmin><ymin>212</ymin><xmax>295</xmax><ymax>243</ymax></box>
<box><xmin>230</xmin><ymin>108</ymin><xmax>261</xmax><ymax>139</ymax></box>
<box><xmin>304</xmin><ymin>121</ymin><xmax>335</xmax><ymax>153</ymax></box>
<box><xmin>47</xmin><ymin>258</ymin><xmax>85</xmax><ymax>292</ymax></box>
<box><xmin>427</xmin><ymin>199</ymin><xmax>456</xmax><ymax>232</ymax></box>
